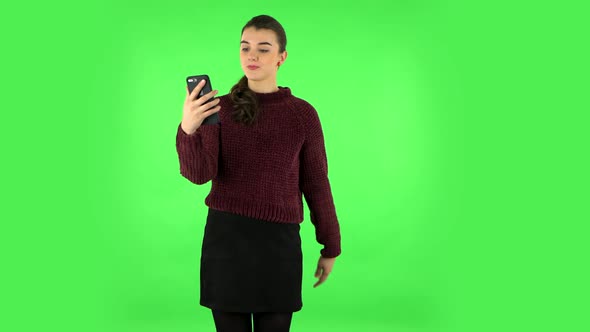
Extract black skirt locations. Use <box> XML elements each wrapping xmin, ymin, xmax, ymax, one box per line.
<box><xmin>200</xmin><ymin>207</ymin><xmax>303</xmax><ymax>313</ymax></box>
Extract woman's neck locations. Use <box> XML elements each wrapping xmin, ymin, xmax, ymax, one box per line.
<box><xmin>248</xmin><ymin>78</ymin><xmax>279</xmax><ymax>93</ymax></box>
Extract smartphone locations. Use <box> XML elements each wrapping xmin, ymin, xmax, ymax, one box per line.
<box><xmin>186</xmin><ymin>74</ymin><xmax>220</xmax><ymax>125</ymax></box>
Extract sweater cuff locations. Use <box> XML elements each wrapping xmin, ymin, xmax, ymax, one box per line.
<box><xmin>177</xmin><ymin>122</ymin><xmax>219</xmax><ymax>140</ymax></box>
<box><xmin>177</xmin><ymin>123</ymin><xmax>194</xmax><ymax>138</ymax></box>
<box><xmin>320</xmin><ymin>240</ymin><xmax>341</xmax><ymax>258</ymax></box>
<box><xmin>321</xmin><ymin>249</ymin><xmax>341</xmax><ymax>259</ymax></box>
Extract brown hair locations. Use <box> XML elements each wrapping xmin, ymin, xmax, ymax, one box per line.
<box><xmin>229</xmin><ymin>15</ymin><xmax>287</xmax><ymax>126</ymax></box>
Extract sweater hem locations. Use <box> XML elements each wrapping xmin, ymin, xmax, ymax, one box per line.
<box><xmin>205</xmin><ymin>193</ymin><xmax>304</xmax><ymax>224</ymax></box>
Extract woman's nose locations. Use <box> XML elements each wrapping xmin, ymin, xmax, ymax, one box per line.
<box><xmin>248</xmin><ymin>52</ymin><xmax>258</xmax><ymax>61</ymax></box>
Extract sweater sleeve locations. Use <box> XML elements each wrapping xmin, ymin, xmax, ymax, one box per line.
<box><xmin>299</xmin><ymin>105</ymin><xmax>341</xmax><ymax>258</ymax></box>
<box><xmin>175</xmin><ymin>122</ymin><xmax>220</xmax><ymax>185</ymax></box>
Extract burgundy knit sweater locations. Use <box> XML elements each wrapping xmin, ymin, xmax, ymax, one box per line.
<box><xmin>175</xmin><ymin>87</ymin><xmax>341</xmax><ymax>258</ymax></box>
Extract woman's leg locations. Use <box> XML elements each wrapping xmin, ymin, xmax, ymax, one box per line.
<box><xmin>252</xmin><ymin>312</ymin><xmax>293</xmax><ymax>332</ymax></box>
<box><xmin>211</xmin><ymin>309</ymin><xmax>252</xmax><ymax>332</ymax></box>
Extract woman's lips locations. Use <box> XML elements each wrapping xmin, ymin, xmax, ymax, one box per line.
<box><xmin>247</xmin><ymin>65</ymin><xmax>259</xmax><ymax>70</ymax></box>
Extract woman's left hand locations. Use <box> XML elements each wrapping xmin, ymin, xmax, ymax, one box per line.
<box><xmin>313</xmin><ymin>255</ymin><xmax>336</xmax><ymax>288</ymax></box>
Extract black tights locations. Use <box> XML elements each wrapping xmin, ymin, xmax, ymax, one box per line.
<box><xmin>211</xmin><ymin>309</ymin><xmax>293</xmax><ymax>332</ymax></box>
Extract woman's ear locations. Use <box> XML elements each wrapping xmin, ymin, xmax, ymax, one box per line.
<box><xmin>277</xmin><ymin>51</ymin><xmax>288</xmax><ymax>67</ymax></box>
<box><xmin>282</xmin><ymin>50</ymin><xmax>288</xmax><ymax>63</ymax></box>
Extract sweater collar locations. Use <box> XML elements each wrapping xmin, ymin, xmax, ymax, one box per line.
<box><xmin>254</xmin><ymin>86</ymin><xmax>291</xmax><ymax>104</ymax></box>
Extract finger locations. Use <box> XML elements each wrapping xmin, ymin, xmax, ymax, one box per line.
<box><xmin>207</xmin><ymin>96</ymin><xmax>221</xmax><ymax>107</ymax></box>
<box><xmin>189</xmin><ymin>79</ymin><xmax>207</xmax><ymax>101</ymax></box>
<box><xmin>315</xmin><ymin>266</ymin><xmax>321</xmax><ymax>278</ymax></box>
<box><xmin>199</xmin><ymin>99</ymin><xmax>220</xmax><ymax>113</ymax></box>
<box><xmin>202</xmin><ymin>105</ymin><xmax>221</xmax><ymax>117</ymax></box>
<box><xmin>198</xmin><ymin>89</ymin><xmax>219</xmax><ymax>105</ymax></box>
<box><xmin>314</xmin><ymin>274</ymin><xmax>327</xmax><ymax>288</ymax></box>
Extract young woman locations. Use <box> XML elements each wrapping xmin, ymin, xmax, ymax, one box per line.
<box><xmin>176</xmin><ymin>15</ymin><xmax>341</xmax><ymax>332</ymax></box>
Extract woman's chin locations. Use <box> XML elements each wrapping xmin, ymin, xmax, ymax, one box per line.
<box><xmin>245</xmin><ymin>74</ymin><xmax>265</xmax><ymax>82</ymax></box>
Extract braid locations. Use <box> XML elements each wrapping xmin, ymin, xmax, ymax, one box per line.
<box><xmin>229</xmin><ymin>75</ymin><xmax>259</xmax><ymax>126</ymax></box>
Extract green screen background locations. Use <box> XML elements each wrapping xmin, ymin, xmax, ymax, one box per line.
<box><xmin>2</xmin><ymin>1</ymin><xmax>588</xmax><ymax>331</ymax></box>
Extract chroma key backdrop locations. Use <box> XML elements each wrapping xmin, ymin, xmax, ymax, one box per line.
<box><xmin>2</xmin><ymin>1</ymin><xmax>587</xmax><ymax>332</ymax></box>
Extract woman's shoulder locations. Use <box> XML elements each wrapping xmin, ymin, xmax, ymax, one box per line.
<box><xmin>285</xmin><ymin>92</ymin><xmax>319</xmax><ymax>124</ymax></box>
<box><xmin>290</xmin><ymin>89</ymin><xmax>318</xmax><ymax>109</ymax></box>
<box><xmin>286</xmin><ymin>90</ymin><xmax>315</xmax><ymax>110</ymax></box>
<box><xmin>286</xmin><ymin>92</ymin><xmax>323</xmax><ymax>132</ymax></box>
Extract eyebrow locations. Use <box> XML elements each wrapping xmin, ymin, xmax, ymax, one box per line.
<box><xmin>240</xmin><ymin>40</ymin><xmax>273</xmax><ymax>46</ymax></box>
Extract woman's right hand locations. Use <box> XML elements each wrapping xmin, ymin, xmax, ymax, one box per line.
<box><xmin>181</xmin><ymin>79</ymin><xmax>221</xmax><ymax>135</ymax></box>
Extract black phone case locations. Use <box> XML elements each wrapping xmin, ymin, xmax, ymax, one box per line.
<box><xmin>186</xmin><ymin>74</ymin><xmax>220</xmax><ymax>125</ymax></box>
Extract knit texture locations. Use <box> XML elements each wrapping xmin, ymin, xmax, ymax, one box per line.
<box><xmin>175</xmin><ymin>87</ymin><xmax>341</xmax><ymax>258</ymax></box>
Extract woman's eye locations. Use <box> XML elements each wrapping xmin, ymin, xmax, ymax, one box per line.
<box><xmin>241</xmin><ymin>48</ymin><xmax>269</xmax><ymax>53</ymax></box>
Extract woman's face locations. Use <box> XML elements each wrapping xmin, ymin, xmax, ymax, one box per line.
<box><xmin>240</xmin><ymin>27</ymin><xmax>287</xmax><ymax>83</ymax></box>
